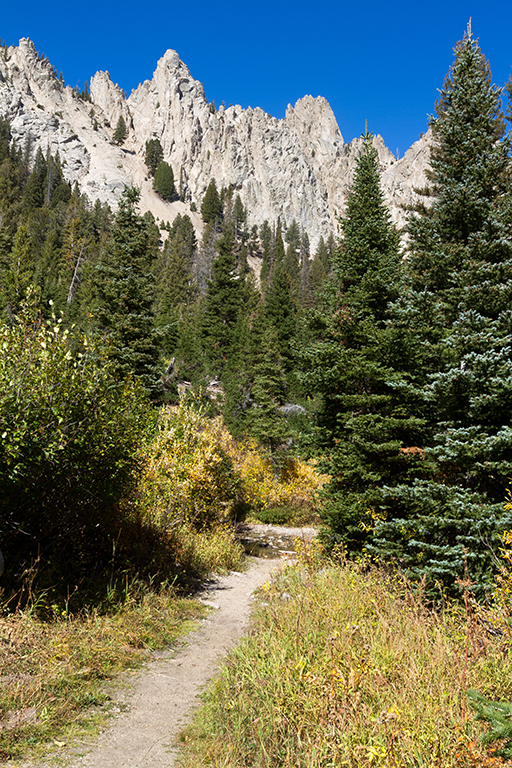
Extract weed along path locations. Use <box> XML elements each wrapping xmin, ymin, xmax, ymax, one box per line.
<box><xmin>50</xmin><ymin>528</ymin><xmax>313</xmax><ymax>768</ymax></box>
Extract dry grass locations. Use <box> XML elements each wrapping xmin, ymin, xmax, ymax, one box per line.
<box><xmin>179</xmin><ymin>547</ymin><xmax>512</xmax><ymax>768</ymax></box>
<box><xmin>0</xmin><ymin>582</ymin><xmax>204</xmax><ymax>763</ymax></box>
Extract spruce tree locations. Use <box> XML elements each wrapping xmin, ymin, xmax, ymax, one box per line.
<box><xmin>302</xmin><ymin>132</ymin><xmax>405</xmax><ymax>550</ymax></box>
<box><xmin>371</xmin><ymin>29</ymin><xmax>512</xmax><ymax>597</ymax></box>
<box><xmin>22</xmin><ymin>147</ymin><xmax>46</xmax><ymax>212</ymax></box>
<box><xmin>113</xmin><ymin>115</ymin><xmax>128</xmax><ymax>146</ymax></box>
<box><xmin>194</xmin><ymin>223</ymin><xmax>218</xmax><ymax>295</ymax></box>
<box><xmin>303</xmin><ymin>236</ymin><xmax>331</xmax><ymax>309</ymax></box>
<box><xmin>93</xmin><ymin>187</ymin><xmax>160</xmax><ymax>395</ymax></box>
<box><xmin>201</xmin><ymin>226</ymin><xmax>241</xmax><ymax>375</ymax></box>
<box><xmin>264</xmin><ymin>228</ymin><xmax>296</xmax><ymax>370</ymax></box>
<box><xmin>233</xmin><ymin>194</ymin><xmax>246</xmax><ymax>234</ymax></box>
<box><xmin>1</xmin><ymin>223</ymin><xmax>35</xmax><ymax>318</ymax></box>
<box><xmin>0</xmin><ymin>117</ymin><xmax>10</xmax><ymax>163</ymax></box>
<box><xmin>200</xmin><ymin>179</ymin><xmax>222</xmax><ymax>225</ymax></box>
<box><xmin>245</xmin><ymin>322</ymin><xmax>289</xmax><ymax>455</ymax></box>
<box><xmin>222</xmin><ymin>277</ymin><xmax>264</xmax><ymax>435</ymax></box>
<box><xmin>153</xmin><ymin>161</ymin><xmax>174</xmax><ymax>201</ymax></box>
<box><xmin>154</xmin><ymin>214</ymin><xmax>197</xmax><ymax>353</ymax></box>
<box><xmin>155</xmin><ymin>214</ymin><xmax>196</xmax><ymax>312</ymax></box>
<box><xmin>259</xmin><ymin>220</ymin><xmax>272</xmax><ymax>284</ymax></box>
<box><xmin>284</xmin><ymin>242</ymin><xmax>300</xmax><ymax>298</ymax></box>
<box><xmin>144</xmin><ymin>138</ymin><xmax>164</xmax><ymax>176</ymax></box>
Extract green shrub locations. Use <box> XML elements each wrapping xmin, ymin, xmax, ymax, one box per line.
<box><xmin>0</xmin><ymin>299</ymin><xmax>154</xmax><ymax>598</ymax></box>
<box><xmin>256</xmin><ymin>506</ymin><xmax>293</xmax><ymax>525</ymax></box>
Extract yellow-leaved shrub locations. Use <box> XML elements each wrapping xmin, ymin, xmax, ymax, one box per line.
<box><xmin>137</xmin><ymin>404</ymin><xmax>326</xmax><ymax>528</ymax></box>
<box><xmin>137</xmin><ymin>404</ymin><xmax>240</xmax><ymax>530</ymax></box>
<box><xmin>131</xmin><ymin>404</ymin><xmax>244</xmax><ymax>576</ymax></box>
<box><xmin>131</xmin><ymin>403</ymin><xmax>327</xmax><ymax>576</ymax></box>
<box><xmin>493</xmin><ymin>529</ymin><xmax>512</xmax><ymax>636</ymax></box>
<box><xmin>226</xmin><ymin>437</ymin><xmax>328</xmax><ymax>522</ymax></box>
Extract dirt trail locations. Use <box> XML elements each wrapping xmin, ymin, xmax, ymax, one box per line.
<box><xmin>17</xmin><ymin>525</ymin><xmax>316</xmax><ymax>768</ymax></box>
<box><xmin>58</xmin><ymin>556</ymin><xmax>281</xmax><ymax>768</ymax></box>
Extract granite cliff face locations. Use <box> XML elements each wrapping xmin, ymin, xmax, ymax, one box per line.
<box><xmin>0</xmin><ymin>38</ymin><xmax>430</xmax><ymax>247</ymax></box>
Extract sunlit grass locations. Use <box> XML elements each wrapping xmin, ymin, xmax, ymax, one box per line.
<box><xmin>179</xmin><ymin>548</ymin><xmax>512</xmax><ymax>768</ymax></box>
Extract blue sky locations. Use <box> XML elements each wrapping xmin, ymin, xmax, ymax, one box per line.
<box><xmin>1</xmin><ymin>0</ymin><xmax>511</xmax><ymax>156</ymax></box>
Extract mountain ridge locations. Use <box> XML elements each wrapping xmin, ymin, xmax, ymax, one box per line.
<box><xmin>0</xmin><ymin>38</ymin><xmax>430</xmax><ymax>247</ymax></box>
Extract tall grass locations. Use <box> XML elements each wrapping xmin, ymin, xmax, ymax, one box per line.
<box><xmin>179</xmin><ymin>550</ymin><xmax>512</xmax><ymax>767</ymax></box>
<box><xmin>0</xmin><ymin>582</ymin><xmax>204</xmax><ymax>762</ymax></box>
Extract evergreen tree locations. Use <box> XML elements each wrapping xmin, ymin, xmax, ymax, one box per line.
<box><xmin>0</xmin><ymin>117</ymin><xmax>11</xmax><ymax>163</ymax></box>
<box><xmin>1</xmin><ymin>223</ymin><xmax>35</xmax><ymax>318</ymax></box>
<box><xmin>43</xmin><ymin>151</ymin><xmax>65</xmax><ymax>206</ymax></box>
<box><xmin>38</xmin><ymin>225</ymin><xmax>65</xmax><ymax>311</ymax></box>
<box><xmin>298</xmin><ymin>230</ymin><xmax>311</xmax><ymax>303</ymax></box>
<box><xmin>284</xmin><ymin>242</ymin><xmax>300</xmax><ymax>298</ymax></box>
<box><xmin>201</xmin><ymin>226</ymin><xmax>241</xmax><ymax>375</ymax></box>
<box><xmin>259</xmin><ymin>220</ymin><xmax>272</xmax><ymax>284</ymax></box>
<box><xmin>144</xmin><ymin>138</ymin><xmax>164</xmax><ymax>177</ymax></box>
<box><xmin>156</xmin><ymin>214</ymin><xmax>197</xmax><ymax>309</ymax></box>
<box><xmin>113</xmin><ymin>115</ymin><xmax>128</xmax><ymax>146</ymax></box>
<box><xmin>154</xmin><ymin>213</ymin><xmax>197</xmax><ymax>352</ymax></box>
<box><xmin>264</xmin><ymin>228</ymin><xmax>296</xmax><ymax>370</ymax></box>
<box><xmin>61</xmin><ymin>211</ymin><xmax>92</xmax><ymax>309</ymax></box>
<box><xmin>302</xmin><ymin>132</ymin><xmax>405</xmax><ymax>551</ymax></box>
<box><xmin>174</xmin><ymin>299</ymin><xmax>207</xmax><ymax>388</ymax></box>
<box><xmin>194</xmin><ymin>223</ymin><xmax>218</xmax><ymax>295</ymax></box>
<box><xmin>303</xmin><ymin>235</ymin><xmax>331</xmax><ymax>308</ymax></box>
<box><xmin>222</xmin><ymin>277</ymin><xmax>263</xmax><ymax>434</ymax></box>
<box><xmin>233</xmin><ymin>194</ymin><xmax>246</xmax><ymax>233</ymax></box>
<box><xmin>247</xmin><ymin>224</ymin><xmax>259</xmax><ymax>257</ymax></box>
<box><xmin>370</xmin><ymin>29</ymin><xmax>512</xmax><ymax>597</ymax></box>
<box><xmin>153</xmin><ymin>161</ymin><xmax>175</xmax><ymax>201</ymax></box>
<box><xmin>200</xmin><ymin>179</ymin><xmax>222</xmax><ymax>225</ymax></box>
<box><xmin>93</xmin><ymin>187</ymin><xmax>160</xmax><ymax>394</ymax></box>
<box><xmin>22</xmin><ymin>147</ymin><xmax>46</xmax><ymax>212</ymax></box>
<box><xmin>245</xmin><ymin>322</ymin><xmax>290</xmax><ymax>455</ymax></box>
<box><xmin>284</xmin><ymin>219</ymin><xmax>301</xmax><ymax>251</ymax></box>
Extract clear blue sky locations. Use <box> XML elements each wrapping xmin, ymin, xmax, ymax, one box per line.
<box><xmin>1</xmin><ymin>1</ymin><xmax>511</xmax><ymax>156</ymax></box>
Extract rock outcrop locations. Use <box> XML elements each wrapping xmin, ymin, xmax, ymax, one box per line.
<box><xmin>0</xmin><ymin>38</ymin><xmax>430</xmax><ymax>248</ymax></box>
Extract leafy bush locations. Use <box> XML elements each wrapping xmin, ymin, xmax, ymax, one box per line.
<box><xmin>494</xmin><ymin>496</ymin><xmax>512</xmax><ymax>627</ymax></box>
<box><xmin>132</xmin><ymin>404</ymin><xmax>245</xmax><ymax>577</ymax></box>
<box><xmin>255</xmin><ymin>506</ymin><xmax>294</xmax><ymax>525</ymax></box>
<box><xmin>135</xmin><ymin>403</ymin><xmax>240</xmax><ymax>531</ymax></box>
<box><xmin>484</xmin><ymin>523</ymin><xmax>512</xmax><ymax>640</ymax></box>
<box><xmin>228</xmin><ymin>438</ymin><xmax>327</xmax><ymax>523</ymax></box>
<box><xmin>0</xmin><ymin>300</ymin><xmax>153</xmax><ymax>596</ymax></box>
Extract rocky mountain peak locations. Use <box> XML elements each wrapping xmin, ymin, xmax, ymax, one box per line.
<box><xmin>89</xmin><ymin>70</ymin><xmax>128</xmax><ymax>131</ymax></box>
<box><xmin>0</xmin><ymin>38</ymin><xmax>430</xmax><ymax>248</ymax></box>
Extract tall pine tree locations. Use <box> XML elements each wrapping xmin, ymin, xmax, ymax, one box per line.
<box><xmin>201</xmin><ymin>226</ymin><xmax>241</xmax><ymax>376</ymax></box>
<box><xmin>264</xmin><ymin>227</ymin><xmax>296</xmax><ymax>371</ymax></box>
<box><xmin>302</xmin><ymin>131</ymin><xmax>406</xmax><ymax>550</ymax></box>
<box><xmin>93</xmin><ymin>187</ymin><xmax>160</xmax><ymax>395</ymax></box>
<box><xmin>371</xmin><ymin>29</ymin><xmax>512</xmax><ymax>596</ymax></box>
